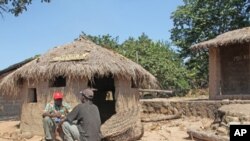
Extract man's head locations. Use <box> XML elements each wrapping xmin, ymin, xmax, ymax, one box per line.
<box><xmin>53</xmin><ymin>92</ymin><xmax>63</xmax><ymax>106</ymax></box>
<box><xmin>80</xmin><ymin>88</ymin><xmax>95</xmax><ymax>103</ymax></box>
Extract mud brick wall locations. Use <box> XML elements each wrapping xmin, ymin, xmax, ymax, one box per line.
<box><xmin>140</xmin><ymin>100</ymin><xmax>250</xmax><ymax>119</ymax></box>
<box><xmin>0</xmin><ymin>95</ymin><xmax>22</xmax><ymax>120</ymax></box>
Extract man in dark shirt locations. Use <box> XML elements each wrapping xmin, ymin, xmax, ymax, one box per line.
<box><xmin>60</xmin><ymin>88</ymin><xmax>102</xmax><ymax>141</ymax></box>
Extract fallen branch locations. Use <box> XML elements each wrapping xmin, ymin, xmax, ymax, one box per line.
<box><xmin>138</xmin><ymin>89</ymin><xmax>173</xmax><ymax>94</ymax></box>
<box><xmin>141</xmin><ymin>112</ymin><xmax>182</xmax><ymax>122</ymax></box>
<box><xmin>0</xmin><ymin>136</ymin><xmax>12</xmax><ymax>140</ymax></box>
<box><xmin>187</xmin><ymin>128</ymin><xmax>229</xmax><ymax>141</ymax></box>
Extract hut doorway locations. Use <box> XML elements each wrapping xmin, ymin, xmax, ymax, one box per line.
<box><xmin>88</xmin><ymin>75</ymin><xmax>116</xmax><ymax>124</ymax></box>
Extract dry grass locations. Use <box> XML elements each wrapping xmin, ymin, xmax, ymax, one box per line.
<box><xmin>185</xmin><ymin>89</ymin><xmax>209</xmax><ymax>98</ymax></box>
<box><xmin>192</xmin><ymin>26</ymin><xmax>250</xmax><ymax>49</ymax></box>
<box><xmin>0</xmin><ymin>37</ymin><xmax>159</xmax><ymax>95</ymax></box>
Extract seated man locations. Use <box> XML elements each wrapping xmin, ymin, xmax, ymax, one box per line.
<box><xmin>59</xmin><ymin>88</ymin><xmax>102</xmax><ymax>141</ymax></box>
<box><xmin>42</xmin><ymin>92</ymin><xmax>71</xmax><ymax>141</ymax></box>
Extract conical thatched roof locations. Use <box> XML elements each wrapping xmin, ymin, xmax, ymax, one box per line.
<box><xmin>0</xmin><ymin>38</ymin><xmax>158</xmax><ymax>95</ymax></box>
<box><xmin>192</xmin><ymin>27</ymin><xmax>250</xmax><ymax>49</ymax></box>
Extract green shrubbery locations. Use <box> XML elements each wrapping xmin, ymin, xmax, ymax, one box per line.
<box><xmin>81</xmin><ymin>33</ymin><xmax>190</xmax><ymax>96</ymax></box>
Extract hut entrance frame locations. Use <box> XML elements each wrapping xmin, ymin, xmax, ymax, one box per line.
<box><xmin>28</xmin><ymin>88</ymin><xmax>37</xmax><ymax>103</ymax></box>
<box><xmin>88</xmin><ymin>75</ymin><xmax>116</xmax><ymax>124</ymax></box>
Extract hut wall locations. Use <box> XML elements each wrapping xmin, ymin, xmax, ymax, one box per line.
<box><xmin>0</xmin><ymin>71</ymin><xmax>22</xmax><ymax>120</ymax></box>
<box><xmin>110</xmin><ymin>77</ymin><xmax>142</xmax><ymax>140</ymax></box>
<box><xmin>20</xmin><ymin>78</ymin><xmax>87</xmax><ymax>136</ymax></box>
<box><xmin>209</xmin><ymin>47</ymin><xmax>221</xmax><ymax>99</ymax></box>
<box><xmin>0</xmin><ymin>93</ymin><xmax>22</xmax><ymax>120</ymax></box>
<box><xmin>210</xmin><ymin>45</ymin><xmax>250</xmax><ymax>100</ymax></box>
<box><xmin>114</xmin><ymin>77</ymin><xmax>139</xmax><ymax>112</ymax></box>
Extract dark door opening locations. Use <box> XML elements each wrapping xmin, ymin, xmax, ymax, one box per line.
<box><xmin>88</xmin><ymin>75</ymin><xmax>116</xmax><ymax>124</ymax></box>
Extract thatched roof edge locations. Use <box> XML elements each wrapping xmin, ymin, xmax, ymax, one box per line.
<box><xmin>0</xmin><ymin>38</ymin><xmax>159</xmax><ymax>95</ymax></box>
<box><xmin>191</xmin><ymin>27</ymin><xmax>250</xmax><ymax>49</ymax></box>
<box><xmin>0</xmin><ymin>57</ymin><xmax>35</xmax><ymax>76</ymax></box>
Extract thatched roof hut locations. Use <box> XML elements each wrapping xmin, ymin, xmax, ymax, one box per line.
<box><xmin>0</xmin><ymin>58</ymin><xmax>34</xmax><ymax>120</ymax></box>
<box><xmin>0</xmin><ymin>37</ymin><xmax>157</xmax><ymax>94</ymax></box>
<box><xmin>192</xmin><ymin>27</ymin><xmax>250</xmax><ymax>49</ymax></box>
<box><xmin>0</xmin><ymin>37</ymin><xmax>158</xmax><ymax>140</ymax></box>
<box><xmin>192</xmin><ymin>27</ymin><xmax>250</xmax><ymax>100</ymax></box>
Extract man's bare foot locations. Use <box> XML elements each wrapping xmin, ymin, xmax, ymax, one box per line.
<box><xmin>55</xmin><ymin>136</ymin><xmax>63</xmax><ymax>141</ymax></box>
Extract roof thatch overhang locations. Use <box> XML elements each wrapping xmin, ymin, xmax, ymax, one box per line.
<box><xmin>0</xmin><ymin>38</ymin><xmax>159</xmax><ymax>95</ymax></box>
<box><xmin>0</xmin><ymin>57</ymin><xmax>35</xmax><ymax>76</ymax></box>
<box><xmin>191</xmin><ymin>27</ymin><xmax>250</xmax><ymax>50</ymax></box>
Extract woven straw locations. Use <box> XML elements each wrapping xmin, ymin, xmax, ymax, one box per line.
<box><xmin>0</xmin><ymin>38</ymin><xmax>158</xmax><ymax>95</ymax></box>
<box><xmin>192</xmin><ymin>27</ymin><xmax>250</xmax><ymax>49</ymax></box>
<box><xmin>101</xmin><ymin>107</ymin><xmax>140</xmax><ymax>138</ymax></box>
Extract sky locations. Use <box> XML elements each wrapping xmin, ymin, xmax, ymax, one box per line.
<box><xmin>0</xmin><ymin>0</ymin><xmax>183</xmax><ymax>70</ymax></box>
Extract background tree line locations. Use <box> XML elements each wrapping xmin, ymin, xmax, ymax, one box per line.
<box><xmin>81</xmin><ymin>0</ymin><xmax>250</xmax><ymax>95</ymax></box>
<box><xmin>0</xmin><ymin>0</ymin><xmax>50</xmax><ymax>16</ymax></box>
<box><xmin>1</xmin><ymin>0</ymin><xmax>250</xmax><ymax>95</ymax></box>
<box><xmin>80</xmin><ymin>33</ymin><xmax>190</xmax><ymax>95</ymax></box>
<box><xmin>171</xmin><ymin>0</ymin><xmax>250</xmax><ymax>89</ymax></box>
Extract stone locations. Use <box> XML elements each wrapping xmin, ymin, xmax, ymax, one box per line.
<box><xmin>10</xmin><ymin>132</ymin><xmax>19</xmax><ymax>140</ymax></box>
<box><xmin>162</xmin><ymin>102</ymin><xmax>170</xmax><ymax>107</ymax></box>
<box><xmin>147</xmin><ymin>106</ymin><xmax>155</xmax><ymax>113</ymax></box>
<box><xmin>2</xmin><ymin>132</ymin><xmax>10</xmax><ymax>138</ymax></box>
<box><xmin>228</xmin><ymin>122</ymin><xmax>241</xmax><ymax>126</ymax></box>
<box><xmin>160</xmin><ymin>107</ymin><xmax>168</xmax><ymax>114</ymax></box>
<box><xmin>210</xmin><ymin>123</ymin><xmax>219</xmax><ymax>130</ymax></box>
<box><xmin>173</xmin><ymin>108</ymin><xmax>179</xmax><ymax>114</ymax></box>
<box><xmin>239</xmin><ymin>116</ymin><xmax>250</xmax><ymax>122</ymax></box>
<box><xmin>224</xmin><ymin>116</ymin><xmax>239</xmax><ymax>123</ymax></box>
<box><xmin>14</xmin><ymin>129</ymin><xmax>21</xmax><ymax>134</ymax></box>
<box><xmin>242</xmin><ymin>121</ymin><xmax>250</xmax><ymax>125</ymax></box>
<box><xmin>217</xmin><ymin>127</ymin><xmax>228</xmax><ymax>135</ymax></box>
<box><xmin>21</xmin><ymin>131</ymin><xmax>33</xmax><ymax>139</ymax></box>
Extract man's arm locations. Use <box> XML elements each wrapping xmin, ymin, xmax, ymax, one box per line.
<box><xmin>42</xmin><ymin>111</ymin><xmax>61</xmax><ymax>118</ymax></box>
<box><xmin>42</xmin><ymin>103</ymin><xmax>62</xmax><ymax>118</ymax></box>
<box><xmin>60</xmin><ymin>104</ymin><xmax>79</xmax><ymax>124</ymax></box>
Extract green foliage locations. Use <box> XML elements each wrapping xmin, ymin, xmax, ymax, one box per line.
<box><xmin>171</xmin><ymin>0</ymin><xmax>250</xmax><ymax>88</ymax></box>
<box><xmin>81</xmin><ymin>33</ymin><xmax>190</xmax><ymax>95</ymax></box>
<box><xmin>0</xmin><ymin>0</ymin><xmax>50</xmax><ymax>16</ymax></box>
<box><xmin>119</xmin><ymin>34</ymin><xmax>190</xmax><ymax>94</ymax></box>
<box><xmin>80</xmin><ymin>32</ymin><xmax>119</xmax><ymax>49</ymax></box>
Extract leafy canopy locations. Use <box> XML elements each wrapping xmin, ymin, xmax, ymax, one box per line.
<box><xmin>81</xmin><ymin>33</ymin><xmax>190</xmax><ymax>94</ymax></box>
<box><xmin>0</xmin><ymin>0</ymin><xmax>50</xmax><ymax>16</ymax></box>
<box><xmin>171</xmin><ymin>0</ymin><xmax>250</xmax><ymax>88</ymax></box>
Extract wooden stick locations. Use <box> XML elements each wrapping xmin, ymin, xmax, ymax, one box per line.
<box><xmin>138</xmin><ymin>89</ymin><xmax>173</xmax><ymax>94</ymax></box>
<box><xmin>187</xmin><ymin>128</ymin><xmax>229</xmax><ymax>141</ymax></box>
<box><xmin>141</xmin><ymin>112</ymin><xmax>181</xmax><ymax>122</ymax></box>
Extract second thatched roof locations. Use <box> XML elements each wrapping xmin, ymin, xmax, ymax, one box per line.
<box><xmin>192</xmin><ymin>27</ymin><xmax>250</xmax><ymax>49</ymax></box>
<box><xmin>0</xmin><ymin>37</ymin><xmax>158</xmax><ymax>95</ymax></box>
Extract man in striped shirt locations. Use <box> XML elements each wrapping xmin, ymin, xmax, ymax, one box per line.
<box><xmin>42</xmin><ymin>92</ymin><xmax>71</xmax><ymax>141</ymax></box>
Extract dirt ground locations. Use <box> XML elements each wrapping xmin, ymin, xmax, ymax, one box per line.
<box><xmin>0</xmin><ymin>116</ymin><xmax>213</xmax><ymax>141</ymax></box>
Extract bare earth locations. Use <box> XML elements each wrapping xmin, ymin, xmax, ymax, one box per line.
<box><xmin>0</xmin><ymin>116</ymin><xmax>213</xmax><ymax>141</ymax></box>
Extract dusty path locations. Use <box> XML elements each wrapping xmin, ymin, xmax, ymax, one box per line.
<box><xmin>0</xmin><ymin>116</ymin><xmax>212</xmax><ymax>141</ymax></box>
<box><xmin>139</xmin><ymin>116</ymin><xmax>212</xmax><ymax>141</ymax></box>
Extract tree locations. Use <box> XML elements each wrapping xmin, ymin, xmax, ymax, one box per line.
<box><xmin>0</xmin><ymin>0</ymin><xmax>50</xmax><ymax>16</ymax></box>
<box><xmin>171</xmin><ymin>0</ymin><xmax>250</xmax><ymax>89</ymax></box>
<box><xmin>81</xmin><ymin>33</ymin><xmax>190</xmax><ymax>95</ymax></box>
<box><xmin>119</xmin><ymin>34</ymin><xmax>190</xmax><ymax>93</ymax></box>
<box><xmin>80</xmin><ymin>32</ymin><xmax>119</xmax><ymax>49</ymax></box>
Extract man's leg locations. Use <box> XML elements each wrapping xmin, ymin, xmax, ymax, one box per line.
<box><xmin>43</xmin><ymin>116</ymin><xmax>56</xmax><ymax>140</ymax></box>
<box><xmin>62</xmin><ymin>121</ymin><xmax>80</xmax><ymax>141</ymax></box>
<box><xmin>55</xmin><ymin>126</ymin><xmax>63</xmax><ymax>141</ymax></box>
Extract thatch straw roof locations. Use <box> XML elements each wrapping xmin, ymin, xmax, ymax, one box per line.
<box><xmin>192</xmin><ymin>27</ymin><xmax>250</xmax><ymax>49</ymax></box>
<box><xmin>0</xmin><ymin>57</ymin><xmax>34</xmax><ymax>76</ymax></box>
<box><xmin>0</xmin><ymin>38</ymin><xmax>158</xmax><ymax>95</ymax></box>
